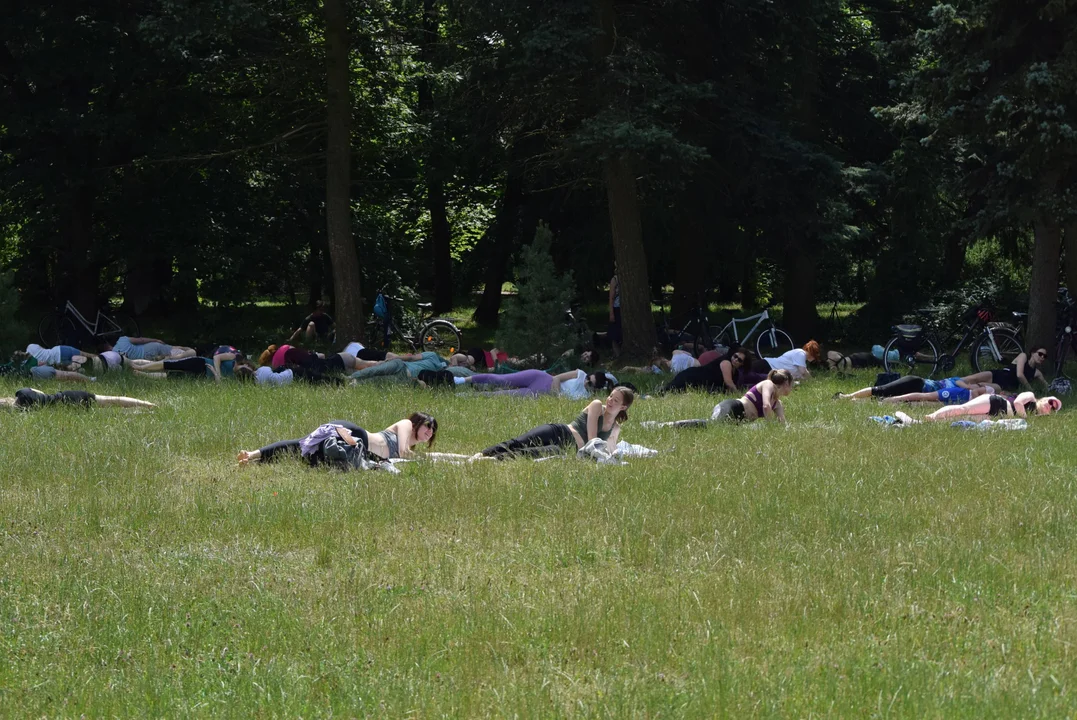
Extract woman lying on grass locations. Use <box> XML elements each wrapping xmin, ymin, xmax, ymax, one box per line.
<box><xmin>643</xmin><ymin>369</ymin><xmax>794</xmax><ymax>428</ymax></box>
<box><xmin>474</xmin><ymin>386</ymin><xmax>635</xmax><ymax>460</ymax></box>
<box><xmin>0</xmin><ymin>388</ymin><xmax>155</xmax><ymax>410</ymax></box>
<box><xmin>458</xmin><ymin>368</ymin><xmax>614</xmax><ymax>399</ymax></box>
<box><xmin>923</xmin><ymin>392</ymin><xmax>1061</xmax><ymax>421</ymax></box>
<box><xmin>879</xmin><ymin>380</ymin><xmax>1000</xmax><ymax>405</ymax></box>
<box><xmin>237</xmin><ymin>413</ymin><xmax>438</xmax><ymax>467</ymax></box>
<box><xmin>655</xmin><ymin>348</ymin><xmax>745</xmax><ymax>394</ymax></box>
<box><xmin>836</xmin><ymin>375</ymin><xmax>980</xmax><ymax>400</ymax></box>
<box><xmin>128</xmin><ymin>353</ymin><xmax>253</xmax><ymax>382</ymax></box>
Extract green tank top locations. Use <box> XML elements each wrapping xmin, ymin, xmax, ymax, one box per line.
<box><xmin>570</xmin><ymin>409</ymin><xmax>614</xmax><ymax>442</ymax></box>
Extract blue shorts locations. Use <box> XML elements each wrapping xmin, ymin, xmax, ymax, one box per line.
<box><xmin>58</xmin><ymin>346</ymin><xmax>80</xmax><ymax>363</ymax></box>
<box><xmin>937</xmin><ymin>387</ymin><xmax>970</xmax><ymax>404</ymax></box>
<box><xmin>30</xmin><ymin>365</ymin><xmax>57</xmax><ymax>379</ymax></box>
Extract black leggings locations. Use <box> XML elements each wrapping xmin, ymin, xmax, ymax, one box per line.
<box><xmin>657</xmin><ymin>365</ymin><xmax>726</xmax><ymax>394</ymax></box>
<box><xmin>713</xmin><ymin>398</ymin><xmax>746</xmax><ymax>422</ymax></box>
<box><xmin>481</xmin><ymin>423</ymin><xmax>576</xmax><ymax>459</ymax></box>
<box><xmin>255</xmin><ymin>421</ymin><xmax>368</xmax><ymax>464</ymax></box>
<box><xmin>293</xmin><ymin>367</ymin><xmax>344</xmax><ymax>385</ymax></box>
<box><xmin>163</xmin><ymin>357</ymin><xmax>209</xmax><ymax>376</ymax></box>
<box><xmin>871</xmin><ymin>375</ymin><xmax>924</xmax><ymax>398</ymax></box>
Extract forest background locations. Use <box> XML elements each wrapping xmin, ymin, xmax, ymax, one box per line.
<box><xmin>2</xmin><ymin>0</ymin><xmax>1076</xmax><ymax>357</ymax></box>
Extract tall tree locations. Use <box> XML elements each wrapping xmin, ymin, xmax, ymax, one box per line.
<box><xmin>324</xmin><ymin>0</ymin><xmax>365</xmax><ymax>338</ymax></box>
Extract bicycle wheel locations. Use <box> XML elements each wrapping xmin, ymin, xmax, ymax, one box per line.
<box><xmin>971</xmin><ymin>329</ymin><xmax>1023</xmax><ymax>374</ymax></box>
<box><xmin>884</xmin><ymin>334</ymin><xmax>939</xmax><ymax>378</ymax></box>
<box><xmin>755</xmin><ymin>326</ymin><xmax>795</xmax><ymax>358</ymax></box>
<box><xmin>38</xmin><ymin>314</ymin><xmax>78</xmax><ymax>346</ymax></box>
<box><xmin>98</xmin><ymin>313</ymin><xmax>140</xmax><ymax>343</ymax></box>
<box><xmin>419</xmin><ymin>320</ymin><xmax>462</xmax><ymax>354</ymax></box>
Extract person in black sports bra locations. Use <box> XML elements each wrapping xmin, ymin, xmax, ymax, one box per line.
<box><xmin>924</xmin><ymin>391</ymin><xmax>1061</xmax><ymax>421</ymax></box>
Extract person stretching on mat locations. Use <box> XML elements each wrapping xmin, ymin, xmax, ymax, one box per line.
<box><xmin>237</xmin><ymin>413</ymin><xmax>438</xmax><ymax>465</ymax></box>
<box><xmin>456</xmin><ymin>368</ymin><xmax>612</xmax><ymax>398</ymax></box>
<box><xmin>644</xmin><ymin>369</ymin><xmax>794</xmax><ymax>428</ymax></box>
<box><xmin>923</xmin><ymin>392</ymin><xmax>1060</xmax><ymax>421</ymax></box>
<box><xmin>879</xmin><ymin>379</ymin><xmax>1000</xmax><ymax>405</ymax></box>
<box><xmin>104</xmin><ymin>336</ymin><xmax>196</xmax><ymax>361</ymax></box>
<box><xmin>0</xmin><ymin>388</ymin><xmax>155</xmax><ymax>410</ymax></box>
<box><xmin>835</xmin><ymin>375</ymin><xmax>977</xmax><ymax>400</ymax></box>
<box><xmin>473</xmin><ymin>386</ymin><xmax>634</xmax><ymax>460</ymax></box>
<box><xmin>128</xmin><ymin>355</ymin><xmax>238</xmax><ymax>382</ymax></box>
<box><xmin>960</xmin><ymin>347</ymin><xmax>1048</xmax><ymax>392</ymax></box>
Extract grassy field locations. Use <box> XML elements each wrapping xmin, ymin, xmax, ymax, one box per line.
<box><xmin>1</xmin><ymin>369</ymin><xmax>1075</xmax><ymax>717</ymax></box>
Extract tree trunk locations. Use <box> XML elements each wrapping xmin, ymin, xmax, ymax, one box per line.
<box><xmin>55</xmin><ymin>185</ymin><xmax>99</xmax><ymax>317</ymax></box>
<box><xmin>324</xmin><ymin>0</ymin><xmax>364</xmax><ymax>340</ymax></box>
<box><xmin>418</xmin><ymin>0</ymin><xmax>453</xmax><ymax>312</ymax></box>
<box><xmin>782</xmin><ymin>230</ymin><xmax>818</xmax><ymax>343</ymax></box>
<box><xmin>672</xmin><ymin>207</ymin><xmax>707</xmax><ymax>319</ymax></box>
<box><xmin>1063</xmin><ymin>218</ymin><xmax>1077</xmax><ymax>302</ymax></box>
<box><xmin>740</xmin><ymin>234</ymin><xmax>757</xmax><ymax>310</ymax></box>
<box><xmin>473</xmin><ymin>161</ymin><xmax>524</xmax><ymax>326</ymax></box>
<box><xmin>602</xmin><ymin>154</ymin><xmax>654</xmax><ymax>357</ymax></box>
<box><xmin>1027</xmin><ymin>213</ymin><xmax>1062</xmax><ymax>353</ymax></box>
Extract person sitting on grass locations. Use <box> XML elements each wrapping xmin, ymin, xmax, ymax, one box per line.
<box><xmin>959</xmin><ymin>347</ymin><xmax>1048</xmax><ymax>392</ymax></box>
<box><xmin>922</xmin><ymin>392</ymin><xmax>1060</xmax><ymax>422</ymax></box>
<box><xmin>237</xmin><ymin>413</ymin><xmax>438</xmax><ymax>466</ymax></box>
<box><xmin>646</xmin><ymin>369</ymin><xmax>795</xmax><ymax>428</ymax></box>
<box><xmin>0</xmin><ymin>387</ymin><xmax>155</xmax><ymax>410</ymax></box>
<box><xmin>289</xmin><ymin>301</ymin><xmax>335</xmax><ymax>343</ymax></box>
<box><xmin>104</xmin><ymin>336</ymin><xmax>197</xmax><ymax>361</ymax></box>
<box><xmin>472</xmin><ymin>386</ymin><xmax>634</xmax><ymax>460</ymax></box>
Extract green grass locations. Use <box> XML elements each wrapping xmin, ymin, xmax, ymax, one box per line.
<box><xmin>1</xmin><ymin>370</ymin><xmax>1075</xmax><ymax>716</ymax></box>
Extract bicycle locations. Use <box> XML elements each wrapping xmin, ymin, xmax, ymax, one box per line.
<box><xmin>1052</xmin><ymin>288</ymin><xmax>1076</xmax><ymax>379</ymax></box>
<box><xmin>654</xmin><ymin>294</ymin><xmax>719</xmax><ymax>356</ymax></box>
<box><xmin>366</xmin><ymin>290</ymin><xmax>462</xmax><ymax>354</ymax></box>
<box><xmin>710</xmin><ymin>308</ymin><xmax>795</xmax><ymax>358</ymax></box>
<box><xmin>39</xmin><ymin>300</ymin><xmax>139</xmax><ymax>347</ymax></box>
<box><xmin>883</xmin><ymin>303</ymin><xmax>1023</xmax><ymax>378</ymax></box>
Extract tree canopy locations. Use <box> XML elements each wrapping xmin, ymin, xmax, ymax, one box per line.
<box><xmin>3</xmin><ymin>0</ymin><xmax>1075</xmax><ymax>354</ymax></box>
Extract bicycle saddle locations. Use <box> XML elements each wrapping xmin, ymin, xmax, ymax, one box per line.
<box><xmin>417</xmin><ymin>302</ymin><xmax>433</xmax><ymax>309</ymax></box>
<box><xmin>894</xmin><ymin>324</ymin><xmax>922</xmax><ymax>335</ymax></box>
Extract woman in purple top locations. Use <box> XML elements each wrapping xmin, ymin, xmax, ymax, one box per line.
<box><xmin>643</xmin><ymin>369</ymin><xmax>795</xmax><ymax>429</ymax></box>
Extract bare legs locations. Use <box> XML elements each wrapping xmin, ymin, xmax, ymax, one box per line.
<box><xmin>924</xmin><ymin>394</ymin><xmax>993</xmax><ymax>421</ymax></box>
<box><xmin>92</xmin><ymin>395</ymin><xmax>157</xmax><ymax>409</ymax></box>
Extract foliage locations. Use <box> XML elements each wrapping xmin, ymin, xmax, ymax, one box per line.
<box><xmin>0</xmin><ymin>271</ymin><xmax>27</xmax><ymax>353</ymax></box>
<box><xmin>496</xmin><ymin>223</ymin><xmax>576</xmax><ymax>358</ymax></box>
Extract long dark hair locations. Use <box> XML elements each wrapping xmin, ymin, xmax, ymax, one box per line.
<box><xmin>408</xmin><ymin>412</ymin><xmax>438</xmax><ymax>448</ymax></box>
<box><xmin>608</xmin><ymin>386</ymin><xmax>635</xmax><ymax>424</ymax></box>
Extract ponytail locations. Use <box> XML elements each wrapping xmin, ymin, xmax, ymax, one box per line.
<box><xmin>768</xmin><ymin>368</ymin><xmax>794</xmax><ymax>387</ymax></box>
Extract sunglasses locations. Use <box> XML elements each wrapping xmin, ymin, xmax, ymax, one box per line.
<box><xmin>1035</xmin><ymin>351</ymin><xmax>1047</xmax><ymax>357</ymax></box>
<box><xmin>733</xmin><ymin>355</ymin><xmax>746</xmax><ymax>363</ymax></box>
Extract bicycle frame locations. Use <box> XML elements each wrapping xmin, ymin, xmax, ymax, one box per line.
<box><xmin>715</xmin><ymin>310</ymin><xmax>771</xmax><ymax>346</ymax></box>
<box><xmin>64</xmin><ymin>301</ymin><xmax>122</xmax><ymax>338</ymax></box>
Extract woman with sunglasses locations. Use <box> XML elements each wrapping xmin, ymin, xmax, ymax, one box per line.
<box><xmin>960</xmin><ymin>347</ymin><xmax>1047</xmax><ymax>392</ymax></box>
<box><xmin>923</xmin><ymin>392</ymin><xmax>1061</xmax><ymax>421</ymax></box>
<box><xmin>656</xmin><ymin>348</ymin><xmax>747</xmax><ymax>394</ymax></box>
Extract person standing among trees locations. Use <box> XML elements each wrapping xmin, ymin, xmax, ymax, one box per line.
<box><xmin>608</xmin><ymin>264</ymin><xmax>622</xmax><ymax>358</ymax></box>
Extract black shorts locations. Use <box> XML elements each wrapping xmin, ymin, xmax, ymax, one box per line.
<box><xmin>988</xmin><ymin>395</ymin><xmax>1013</xmax><ymax>416</ymax></box>
<box><xmin>990</xmin><ymin>367</ymin><xmax>1019</xmax><ymax>390</ymax></box>
<box><xmin>15</xmin><ymin>389</ymin><xmax>95</xmax><ymax>408</ymax></box>
<box><xmin>356</xmin><ymin>348</ymin><xmax>388</xmax><ymax>362</ymax></box>
<box><xmin>323</xmin><ymin>353</ymin><xmax>346</xmax><ymax>372</ymax></box>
